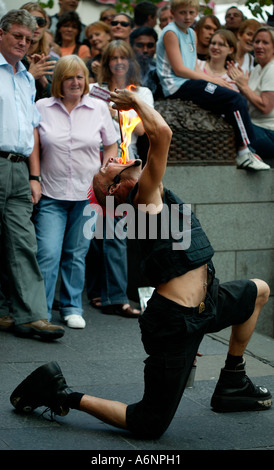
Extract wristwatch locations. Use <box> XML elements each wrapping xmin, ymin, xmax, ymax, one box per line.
<box><xmin>29</xmin><ymin>175</ymin><xmax>42</xmax><ymax>182</ymax></box>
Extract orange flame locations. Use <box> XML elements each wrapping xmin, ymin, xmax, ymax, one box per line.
<box><xmin>118</xmin><ymin>85</ymin><xmax>141</xmax><ymax>164</ymax></box>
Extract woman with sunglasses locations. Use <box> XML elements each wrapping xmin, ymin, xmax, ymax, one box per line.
<box><xmin>110</xmin><ymin>13</ymin><xmax>133</xmax><ymax>43</ymax></box>
<box><xmin>20</xmin><ymin>2</ymin><xmax>57</xmax><ymax>100</ymax></box>
<box><xmin>100</xmin><ymin>8</ymin><xmax>116</xmax><ymax>25</ymax></box>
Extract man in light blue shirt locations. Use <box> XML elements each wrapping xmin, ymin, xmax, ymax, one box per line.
<box><xmin>0</xmin><ymin>9</ymin><xmax>64</xmax><ymax>340</ymax></box>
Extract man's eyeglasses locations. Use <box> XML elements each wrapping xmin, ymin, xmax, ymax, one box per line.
<box><xmin>135</xmin><ymin>42</ymin><xmax>155</xmax><ymax>49</ymax></box>
<box><xmin>6</xmin><ymin>31</ymin><xmax>32</xmax><ymax>44</ymax></box>
<box><xmin>33</xmin><ymin>16</ymin><xmax>47</xmax><ymax>28</ymax></box>
<box><xmin>225</xmin><ymin>13</ymin><xmax>241</xmax><ymax>18</ymax></box>
<box><xmin>111</xmin><ymin>20</ymin><xmax>131</xmax><ymax>27</ymax></box>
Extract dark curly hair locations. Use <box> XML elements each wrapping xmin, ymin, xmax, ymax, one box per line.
<box><xmin>55</xmin><ymin>11</ymin><xmax>81</xmax><ymax>46</ymax></box>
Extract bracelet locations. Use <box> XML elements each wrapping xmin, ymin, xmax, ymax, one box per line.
<box><xmin>29</xmin><ymin>175</ymin><xmax>42</xmax><ymax>182</ymax></box>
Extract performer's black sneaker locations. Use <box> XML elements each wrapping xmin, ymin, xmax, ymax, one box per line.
<box><xmin>10</xmin><ymin>362</ymin><xmax>73</xmax><ymax>416</ymax></box>
<box><xmin>211</xmin><ymin>359</ymin><xmax>272</xmax><ymax>412</ymax></box>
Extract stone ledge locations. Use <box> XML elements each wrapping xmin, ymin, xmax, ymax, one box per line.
<box><xmin>154</xmin><ymin>99</ymin><xmax>237</xmax><ymax>164</ymax></box>
<box><xmin>164</xmin><ymin>164</ymin><xmax>274</xmax><ymax>204</ymax></box>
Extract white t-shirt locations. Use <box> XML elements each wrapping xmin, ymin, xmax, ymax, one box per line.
<box><xmin>197</xmin><ymin>59</ymin><xmax>238</xmax><ymax>91</ymax></box>
<box><xmin>236</xmin><ymin>53</ymin><xmax>255</xmax><ymax>75</ymax></box>
<box><xmin>248</xmin><ymin>59</ymin><xmax>274</xmax><ymax>130</ymax></box>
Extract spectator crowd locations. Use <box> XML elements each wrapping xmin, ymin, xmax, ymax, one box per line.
<box><xmin>0</xmin><ymin>0</ymin><xmax>273</xmax><ymax>336</ymax></box>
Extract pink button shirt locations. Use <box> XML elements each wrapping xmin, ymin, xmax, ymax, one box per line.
<box><xmin>36</xmin><ymin>94</ymin><xmax>117</xmax><ymax>200</ymax></box>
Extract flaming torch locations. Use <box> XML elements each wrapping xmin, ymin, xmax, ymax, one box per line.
<box><xmin>89</xmin><ymin>83</ymin><xmax>141</xmax><ymax>164</ymax></box>
<box><xmin>118</xmin><ymin>85</ymin><xmax>141</xmax><ymax>164</ymax></box>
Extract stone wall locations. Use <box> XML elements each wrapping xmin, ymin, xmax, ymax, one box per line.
<box><xmin>163</xmin><ymin>164</ymin><xmax>274</xmax><ymax>338</ymax></box>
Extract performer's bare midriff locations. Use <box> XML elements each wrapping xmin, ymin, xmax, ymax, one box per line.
<box><xmin>157</xmin><ymin>264</ymin><xmax>208</xmax><ymax>307</ymax></box>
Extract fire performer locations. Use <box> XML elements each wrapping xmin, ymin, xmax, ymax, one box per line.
<box><xmin>10</xmin><ymin>89</ymin><xmax>272</xmax><ymax>439</ymax></box>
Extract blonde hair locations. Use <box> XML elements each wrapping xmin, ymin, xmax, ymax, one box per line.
<box><xmin>253</xmin><ymin>26</ymin><xmax>274</xmax><ymax>46</ymax></box>
<box><xmin>170</xmin><ymin>0</ymin><xmax>200</xmax><ymax>11</ymax></box>
<box><xmin>85</xmin><ymin>20</ymin><xmax>113</xmax><ymax>40</ymax></box>
<box><xmin>20</xmin><ymin>2</ymin><xmax>48</xmax><ymax>55</ymax></box>
<box><xmin>238</xmin><ymin>19</ymin><xmax>261</xmax><ymax>36</ymax></box>
<box><xmin>51</xmin><ymin>55</ymin><xmax>89</xmax><ymax>98</ymax></box>
<box><xmin>100</xmin><ymin>8</ymin><xmax>116</xmax><ymax>21</ymax></box>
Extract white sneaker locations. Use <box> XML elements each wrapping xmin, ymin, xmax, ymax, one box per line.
<box><xmin>63</xmin><ymin>314</ymin><xmax>86</xmax><ymax>329</ymax></box>
<box><xmin>236</xmin><ymin>150</ymin><xmax>270</xmax><ymax>171</ymax></box>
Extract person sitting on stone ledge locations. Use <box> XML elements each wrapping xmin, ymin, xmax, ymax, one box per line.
<box><xmin>197</xmin><ymin>29</ymin><xmax>238</xmax><ymax>91</ymax></box>
<box><xmin>227</xmin><ymin>26</ymin><xmax>274</xmax><ymax>168</ymax></box>
<box><xmin>156</xmin><ymin>0</ymin><xmax>270</xmax><ymax>171</ymax></box>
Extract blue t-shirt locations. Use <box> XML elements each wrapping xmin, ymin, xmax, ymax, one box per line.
<box><xmin>156</xmin><ymin>22</ymin><xmax>196</xmax><ymax>97</ymax></box>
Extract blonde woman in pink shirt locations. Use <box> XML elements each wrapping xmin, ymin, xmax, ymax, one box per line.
<box><xmin>32</xmin><ymin>55</ymin><xmax>117</xmax><ymax>329</ymax></box>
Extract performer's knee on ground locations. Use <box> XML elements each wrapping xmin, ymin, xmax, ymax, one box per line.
<box><xmin>127</xmin><ymin>402</ymin><xmax>172</xmax><ymax>439</ymax></box>
<box><xmin>251</xmin><ymin>279</ymin><xmax>270</xmax><ymax>306</ymax></box>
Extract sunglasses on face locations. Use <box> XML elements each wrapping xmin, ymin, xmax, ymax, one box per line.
<box><xmin>33</xmin><ymin>16</ymin><xmax>47</xmax><ymax>27</ymax></box>
<box><xmin>107</xmin><ymin>166</ymin><xmax>130</xmax><ymax>192</ymax></box>
<box><xmin>111</xmin><ymin>20</ymin><xmax>131</xmax><ymax>27</ymax></box>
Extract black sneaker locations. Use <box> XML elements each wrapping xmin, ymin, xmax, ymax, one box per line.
<box><xmin>211</xmin><ymin>359</ymin><xmax>272</xmax><ymax>412</ymax></box>
<box><xmin>10</xmin><ymin>362</ymin><xmax>72</xmax><ymax>416</ymax></box>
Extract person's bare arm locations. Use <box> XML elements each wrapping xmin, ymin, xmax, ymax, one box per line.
<box><xmin>28</xmin><ymin>128</ymin><xmax>42</xmax><ymax>205</ymax></box>
<box><xmin>164</xmin><ymin>31</ymin><xmax>236</xmax><ymax>90</ymax></box>
<box><xmin>102</xmin><ymin>142</ymin><xmax>118</xmax><ymax>165</ymax></box>
<box><xmin>227</xmin><ymin>63</ymin><xmax>274</xmax><ymax>114</ymax></box>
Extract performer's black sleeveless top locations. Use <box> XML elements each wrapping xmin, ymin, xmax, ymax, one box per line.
<box><xmin>126</xmin><ymin>184</ymin><xmax>215</xmax><ymax>287</ymax></box>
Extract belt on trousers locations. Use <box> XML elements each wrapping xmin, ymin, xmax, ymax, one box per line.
<box><xmin>198</xmin><ymin>268</ymin><xmax>214</xmax><ymax>314</ymax></box>
<box><xmin>0</xmin><ymin>150</ymin><xmax>28</xmax><ymax>162</ymax></box>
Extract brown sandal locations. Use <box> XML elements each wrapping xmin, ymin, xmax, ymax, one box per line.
<box><xmin>90</xmin><ymin>297</ymin><xmax>102</xmax><ymax>309</ymax></box>
<box><xmin>101</xmin><ymin>304</ymin><xmax>140</xmax><ymax>318</ymax></box>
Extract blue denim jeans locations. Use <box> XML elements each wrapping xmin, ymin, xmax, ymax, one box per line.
<box><xmin>250</xmin><ymin>123</ymin><xmax>274</xmax><ymax>167</ymax></box>
<box><xmin>86</xmin><ymin>214</ymin><xmax>129</xmax><ymax>306</ymax></box>
<box><xmin>34</xmin><ymin>196</ymin><xmax>91</xmax><ymax>321</ymax></box>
